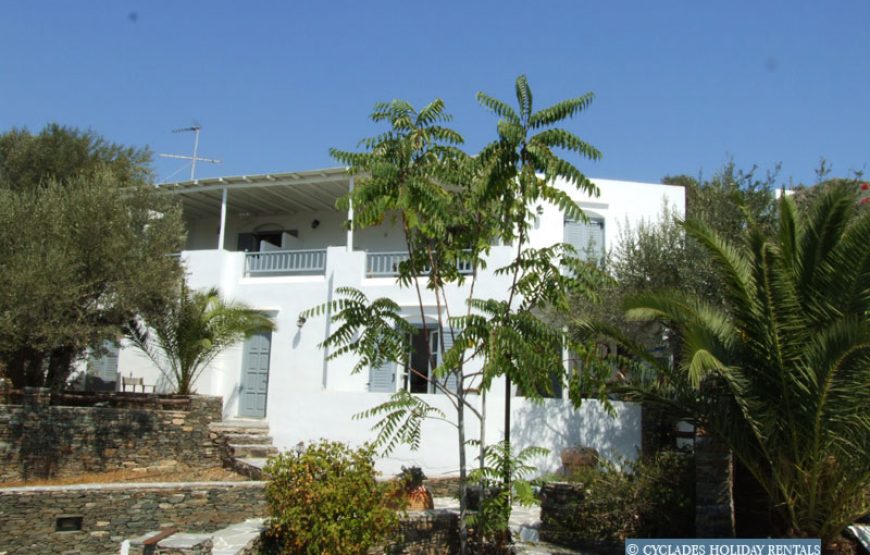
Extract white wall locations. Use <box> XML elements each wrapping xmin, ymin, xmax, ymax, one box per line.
<box><xmin>528</xmin><ymin>178</ymin><xmax>685</xmax><ymax>256</ymax></box>
<box><xmin>122</xmin><ymin>176</ymin><xmax>681</xmax><ymax>476</ymax></box>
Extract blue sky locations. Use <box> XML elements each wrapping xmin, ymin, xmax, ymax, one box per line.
<box><xmin>2</xmin><ymin>1</ymin><xmax>868</xmax><ymax>186</ymax></box>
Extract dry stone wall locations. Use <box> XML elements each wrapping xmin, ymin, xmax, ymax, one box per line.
<box><xmin>0</xmin><ymin>481</ymin><xmax>266</xmax><ymax>555</ymax></box>
<box><xmin>0</xmin><ymin>394</ymin><xmax>223</xmax><ymax>482</ymax></box>
<box><xmin>539</xmin><ymin>482</ymin><xmax>621</xmax><ymax>554</ymax></box>
<box><xmin>387</xmin><ymin>510</ymin><xmax>459</xmax><ymax>555</ymax></box>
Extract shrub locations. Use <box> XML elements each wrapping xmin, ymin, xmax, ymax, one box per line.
<box><xmin>547</xmin><ymin>450</ymin><xmax>694</xmax><ymax>542</ymax></box>
<box><xmin>264</xmin><ymin>440</ymin><xmax>399</xmax><ymax>555</ymax></box>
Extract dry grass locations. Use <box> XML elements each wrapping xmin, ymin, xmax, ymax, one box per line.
<box><xmin>0</xmin><ymin>464</ymin><xmax>249</xmax><ymax>488</ymax></box>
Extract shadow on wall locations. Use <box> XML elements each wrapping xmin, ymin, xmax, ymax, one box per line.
<box><xmin>510</xmin><ymin>399</ymin><xmax>642</xmax><ymax>474</ymax></box>
<box><xmin>222</xmin><ymin>384</ymin><xmax>241</xmax><ymax>420</ymax></box>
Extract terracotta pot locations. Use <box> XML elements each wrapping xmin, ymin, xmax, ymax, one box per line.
<box><xmin>406</xmin><ymin>485</ymin><xmax>434</xmax><ymax>510</ymax></box>
<box><xmin>560</xmin><ymin>446</ymin><xmax>599</xmax><ymax>475</ymax></box>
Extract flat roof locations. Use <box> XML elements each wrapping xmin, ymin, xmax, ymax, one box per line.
<box><xmin>160</xmin><ymin>167</ymin><xmax>352</xmax><ymax>218</ymax></box>
<box><xmin>162</xmin><ymin>167</ymin><xmax>679</xmax><ymax>219</ymax></box>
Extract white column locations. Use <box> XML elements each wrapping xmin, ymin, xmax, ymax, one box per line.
<box><xmin>346</xmin><ymin>175</ymin><xmax>354</xmax><ymax>252</ymax></box>
<box><xmin>217</xmin><ymin>186</ymin><xmax>228</xmax><ymax>250</ymax></box>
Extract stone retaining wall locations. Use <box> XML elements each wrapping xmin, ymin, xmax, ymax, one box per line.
<box><xmin>388</xmin><ymin>510</ymin><xmax>459</xmax><ymax>555</ymax></box>
<box><xmin>539</xmin><ymin>482</ymin><xmax>621</xmax><ymax>554</ymax></box>
<box><xmin>0</xmin><ymin>481</ymin><xmax>266</xmax><ymax>555</ymax></box>
<box><xmin>0</xmin><ymin>395</ymin><xmax>223</xmax><ymax>482</ymax></box>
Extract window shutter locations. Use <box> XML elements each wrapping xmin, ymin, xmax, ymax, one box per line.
<box><xmin>369</xmin><ymin>360</ymin><xmax>396</xmax><ymax>393</ymax></box>
<box><xmin>565</xmin><ymin>218</ymin><xmax>605</xmax><ymax>262</ymax></box>
<box><xmin>587</xmin><ymin>220</ymin><xmax>605</xmax><ymax>261</ymax></box>
<box><xmin>438</xmin><ymin>328</ymin><xmax>459</xmax><ymax>394</ymax></box>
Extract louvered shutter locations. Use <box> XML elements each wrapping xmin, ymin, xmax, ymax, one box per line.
<box><xmin>587</xmin><ymin>220</ymin><xmax>605</xmax><ymax>260</ymax></box>
<box><xmin>438</xmin><ymin>329</ymin><xmax>459</xmax><ymax>394</ymax></box>
<box><xmin>369</xmin><ymin>360</ymin><xmax>396</xmax><ymax>393</ymax></box>
<box><xmin>564</xmin><ymin>218</ymin><xmax>605</xmax><ymax>262</ymax></box>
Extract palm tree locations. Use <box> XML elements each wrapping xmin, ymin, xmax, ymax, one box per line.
<box><xmin>127</xmin><ymin>284</ymin><xmax>276</xmax><ymax>395</ymax></box>
<box><xmin>608</xmin><ymin>187</ymin><xmax>869</xmax><ymax>543</ymax></box>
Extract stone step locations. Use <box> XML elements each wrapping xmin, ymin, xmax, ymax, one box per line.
<box><xmin>240</xmin><ymin>457</ymin><xmax>269</xmax><ymax>470</ymax></box>
<box><xmin>124</xmin><ymin>519</ymin><xmax>266</xmax><ymax>555</ymax></box>
<box><xmin>222</xmin><ymin>433</ymin><xmax>273</xmax><ymax>445</ymax></box>
<box><xmin>228</xmin><ymin>444</ymin><xmax>279</xmax><ymax>459</ymax></box>
<box><xmin>211</xmin><ymin>518</ymin><xmax>266</xmax><ymax>555</ymax></box>
<box><xmin>210</xmin><ymin>419</ymin><xmax>269</xmax><ymax>433</ymax></box>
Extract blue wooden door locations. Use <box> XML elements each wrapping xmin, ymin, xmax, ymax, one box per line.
<box><xmin>239</xmin><ymin>332</ymin><xmax>272</xmax><ymax>418</ymax></box>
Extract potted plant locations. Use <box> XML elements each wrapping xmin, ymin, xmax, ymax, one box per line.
<box><xmin>397</xmin><ymin>466</ymin><xmax>434</xmax><ymax>510</ymax></box>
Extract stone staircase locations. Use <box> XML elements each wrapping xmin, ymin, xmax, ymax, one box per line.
<box><xmin>125</xmin><ymin>518</ymin><xmax>266</xmax><ymax>555</ymax></box>
<box><xmin>209</xmin><ymin>419</ymin><xmax>278</xmax><ymax>479</ymax></box>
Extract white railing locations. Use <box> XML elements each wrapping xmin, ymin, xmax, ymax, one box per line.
<box><xmin>366</xmin><ymin>251</ymin><xmax>474</xmax><ymax>277</ymax></box>
<box><xmin>245</xmin><ymin>249</ymin><xmax>327</xmax><ymax>276</ymax></box>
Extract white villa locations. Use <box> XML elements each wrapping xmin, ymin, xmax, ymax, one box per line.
<box><xmin>103</xmin><ymin>167</ymin><xmax>685</xmax><ymax>476</ymax></box>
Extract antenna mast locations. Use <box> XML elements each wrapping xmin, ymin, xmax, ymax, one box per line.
<box><xmin>159</xmin><ymin>125</ymin><xmax>222</xmax><ymax>181</ymax></box>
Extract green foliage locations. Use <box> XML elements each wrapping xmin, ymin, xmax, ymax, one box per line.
<box><xmin>0</xmin><ymin>149</ymin><xmax>184</xmax><ymax>389</ymax></box>
<box><xmin>126</xmin><ymin>284</ymin><xmax>275</xmax><ymax>394</ymax></box>
<box><xmin>264</xmin><ymin>440</ymin><xmax>400</xmax><ymax>555</ymax></box>
<box><xmin>355</xmin><ymin>390</ymin><xmax>448</xmax><ymax>456</ymax></box>
<box><xmin>300</xmin><ymin>287</ymin><xmax>415</xmax><ymax>374</ymax></box>
<box><xmin>468</xmin><ymin>443</ymin><xmax>547</xmax><ymax>548</ymax></box>
<box><xmin>569</xmin><ymin>163</ymin><xmax>782</xmax><ymax>386</ymax></box>
<box><xmin>544</xmin><ymin>451</ymin><xmax>695</xmax><ymax>541</ymax></box>
<box><xmin>612</xmin><ymin>187</ymin><xmax>870</xmax><ymax>541</ymax></box>
<box><xmin>396</xmin><ymin>465</ymin><xmax>427</xmax><ymax>490</ymax></box>
<box><xmin>476</xmin><ymin>75</ymin><xmax>600</xmax><ymax>243</ymax></box>
<box><xmin>310</xmin><ymin>76</ymin><xmax>610</xmax><ymax>555</ymax></box>
<box><xmin>0</xmin><ymin>123</ymin><xmax>153</xmax><ymax>193</ymax></box>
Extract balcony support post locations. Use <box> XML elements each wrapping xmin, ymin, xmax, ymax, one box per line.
<box><xmin>217</xmin><ymin>186</ymin><xmax>228</xmax><ymax>250</ymax></box>
<box><xmin>346</xmin><ymin>175</ymin><xmax>354</xmax><ymax>252</ymax></box>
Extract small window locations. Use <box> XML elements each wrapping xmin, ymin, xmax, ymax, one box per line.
<box><xmin>564</xmin><ymin>215</ymin><xmax>605</xmax><ymax>263</ymax></box>
<box><xmin>56</xmin><ymin>516</ymin><xmax>83</xmax><ymax>532</ymax></box>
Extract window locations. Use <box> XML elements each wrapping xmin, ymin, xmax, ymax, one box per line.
<box><xmin>368</xmin><ymin>325</ymin><xmax>458</xmax><ymax>394</ymax></box>
<box><xmin>85</xmin><ymin>341</ymin><xmax>119</xmax><ymax>392</ymax></box>
<box><xmin>564</xmin><ymin>215</ymin><xmax>605</xmax><ymax>263</ymax></box>
<box><xmin>404</xmin><ymin>328</ymin><xmax>438</xmax><ymax>394</ymax></box>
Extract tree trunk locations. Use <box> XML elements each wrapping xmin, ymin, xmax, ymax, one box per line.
<box><xmin>457</xmin><ymin>390</ymin><xmax>469</xmax><ymax>555</ymax></box>
<box><xmin>2</xmin><ymin>348</ymin><xmax>30</xmax><ymax>388</ymax></box>
<box><xmin>695</xmin><ymin>427</ymin><xmax>736</xmax><ymax>537</ymax></box>
<box><xmin>46</xmin><ymin>345</ymin><xmax>76</xmax><ymax>392</ymax></box>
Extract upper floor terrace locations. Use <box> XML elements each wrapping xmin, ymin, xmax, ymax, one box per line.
<box><xmin>163</xmin><ymin>167</ymin><xmax>685</xmax><ymax>283</ymax></box>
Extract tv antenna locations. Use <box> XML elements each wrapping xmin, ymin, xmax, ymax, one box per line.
<box><xmin>159</xmin><ymin>124</ymin><xmax>222</xmax><ymax>181</ymax></box>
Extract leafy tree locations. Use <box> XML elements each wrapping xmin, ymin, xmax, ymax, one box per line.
<box><xmin>571</xmin><ymin>163</ymin><xmax>780</xmax><ymax>365</ymax></box>
<box><xmin>598</xmin><ymin>187</ymin><xmax>870</xmax><ymax>544</ymax></box>
<box><xmin>126</xmin><ymin>284</ymin><xmax>276</xmax><ymax>395</ymax></box>
<box><xmin>0</xmin><ymin>124</ymin><xmax>153</xmax><ymax>192</ymax></box>
<box><xmin>303</xmin><ymin>76</ymin><xmax>610</xmax><ymax>554</ymax></box>
<box><xmin>0</xmin><ymin>125</ymin><xmax>184</xmax><ymax>390</ymax></box>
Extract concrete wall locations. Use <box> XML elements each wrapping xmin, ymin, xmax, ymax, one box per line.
<box><xmin>119</xmin><ymin>177</ymin><xmax>681</xmax><ymax>476</ymax></box>
<box><xmin>0</xmin><ymin>481</ymin><xmax>266</xmax><ymax>555</ymax></box>
<box><xmin>0</xmin><ymin>395</ymin><xmax>223</xmax><ymax>482</ymax></box>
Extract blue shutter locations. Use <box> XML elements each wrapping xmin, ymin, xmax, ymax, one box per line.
<box><xmin>369</xmin><ymin>360</ymin><xmax>396</xmax><ymax>393</ymax></box>
<box><xmin>587</xmin><ymin>219</ymin><xmax>605</xmax><ymax>261</ymax></box>
<box><xmin>565</xmin><ymin>218</ymin><xmax>605</xmax><ymax>262</ymax></box>
<box><xmin>438</xmin><ymin>329</ymin><xmax>459</xmax><ymax>394</ymax></box>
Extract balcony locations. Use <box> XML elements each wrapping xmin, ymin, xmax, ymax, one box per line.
<box><xmin>366</xmin><ymin>251</ymin><xmax>474</xmax><ymax>278</ymax></box>
<box><xmin>244</xmin><ymin>249</ymin><xmax>327</xmax><ymax>277</ymax></box>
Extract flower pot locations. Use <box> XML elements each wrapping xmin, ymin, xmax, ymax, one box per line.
<box><xmin>406</xmin><ymin>484</ymin><xmax>434</xmax><ymax>510</ymax></box>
